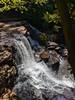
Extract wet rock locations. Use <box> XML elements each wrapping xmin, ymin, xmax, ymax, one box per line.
<box><xmin>49</xmin><ymin>50</ymin><xmax>60</xmax><ymax>72</ymax></box>
<box><xmin>40</xmin><ymin>50</ymin><xmax>49</xmax><ymax>62</ymax></box>
<box><xmin>55</xmin><ymin>47</ymin><xmax>62</xmax><ymax>54</ymax></box>
<box><xmin>0</xmin><ymin>39</ymin><xmax>14</xmax><ymax>47</ymax></box>
<box><xmin>63</xmin><ymin>88</ymin><xmax>75</xmax><ymax>100</ymax></box>
<box><xmin>0</xmin><ymin>22</ymin><xmax>28</xmax><ymax>38</ymax></box>
<box><xmin>0</xmin><ymin>31</ymin><xmax>17</xmax><ymax>96</ymax></box>
<box><xmin>0</xmin><ymin>22</ymin><xmax>5</xmax><ymax>28</ymax></box>
<box><xmin>8</xmin><ymin>21</ymin><xmax>22</xmax><ymax>27</ymax></box>
<box><xmin>0</xmin><ymin>31</ymin><xmax>14</xmax><ymax>47</ymax></box>
<box><xmin>52</xmin><ymin>62</ymin><xmax>60</xmax><ymax>73</ymax></box>
<box><xmin>55</xmin><ymin>47</ymin><xmax>61</xmax><ymax>51</ymax></box>
<box><xmin>13</xmin><ymin>82</ymin><xmax>36</xmax><ymax>100</ymax></box>
<box><xmin>47</xmin><ymin>41</ymin><xmax>58</xmax><ymax>50</ymax></box>
<box><xmin>0</xmin><ymin>45</ymin><xmax>5</xmax><ymax>52</ymax></box>
<box><xmin>0</xmin><ymin>89</ymin><xmax>17</xmax><ymax>100</ymax></box>
<box><xmin>3</xmin><ymin>24</ymin><xmax>11</xmax><ymax>28</ymax></box>
<box><xmin>0</xmin><ymin>65</ymin><xmax>17</xmax><ymax>95</ymax></box>
<box><xmin>41</xmin><ymin>89</ymin><xmax>58</xmax><ymax>100</ymax></box>
<box><xmin>0</xmin><ymin>50</ymin><xmax>12</xmax><ymax>64</ymax></box>
<box><xmin>27</xmin><ymin>24</ymin><xmax>41</xmax><ymax>40</ymax></box>
<box><xmin>13</xmin><ymin>82</ymin><xmax>46</xmax><ymax>100</ymax></box>
<box><xmin>0</xmin><ymin>31</ymin><xmax>17</xmax><ymax>97</ymax></box>
<box><xmin>62</xmin><ymin>48</ymin><xmax>68</xmax><ymax>57</ymax></box>
<box><xmin>27</xmin><ymin>36</ymin><xmax>40</xmax><ymax>51</ymax></box>
<box><xmin>17</xmin><ymin>26</ymin><xmax>27</xmax><ymax>34</ymax></box>
<box><xmin>8</xmin><ymin>26</ymin><xmax>27</xmax><ymax>35</ymax></box>
<box><xmin>49</xmin><ymin>50</ymin><xmax>60</xmax><ymax>64</ymax></box>
<box><xmin>52</xmin><ymin>95</ymin><xmax>69</xmax><ymax>100</ymax></box>
<box><xmin>0</xmin><ymin>31</ymin><xmax>8</xmax><ymax>39</ymax></box>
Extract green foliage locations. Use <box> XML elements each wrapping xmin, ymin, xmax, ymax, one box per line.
<box><xmin>0</xmin><ymin>0</ymin><xmax>48</xmax><ymax>12</ymax></box>
<box><xmin>0</xmin><ymin>0</ymin><xmax>54</xmax><ymax>25</ymax></box>
<box><xmin>0</xmin><ymin>0</ymin><xmax>74</xmax><ymax>34</ymax></box>
<box><xmin>0</xmin><ymin>0</ymin><xmax>27</xmax><ymax>12</ymax></box>
<box><xmin>33</xmin><ymin>0</ymin><xmax>48</xmax><ymax>5</ymax></box>
<box><xmin>43</xmin><ymin>12</ymin><xmax>60</xmax><ymax>24</ymax></box>
<box><xmin>39</xmin><ymin>33</ymin><xmax>48</xmax><ymax>45</ymax></box>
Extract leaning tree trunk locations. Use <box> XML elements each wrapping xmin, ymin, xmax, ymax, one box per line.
<box><xmin>56</xmin><ymin>0</ymin><xmax>75</xmax><ymax>77</ymax></box>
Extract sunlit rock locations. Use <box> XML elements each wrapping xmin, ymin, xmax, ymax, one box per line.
<box><xmin>0</xmin><ymin>50</ymin><xmax>12</xmax><ymax>64</ymax></box>
<box><xmin>0</xmin><ymin>89</ymin><xmax>17</xmax><ymax>100</ymax></box>
<box><xmin>0</xmin><ymin>22</ymin><xmax>5</xmax><ymax>28</ymax></box>
<box><xmin>40</xmin><ymin>50</ymin><xmax>49</xmax><ymax>62</ymax></box>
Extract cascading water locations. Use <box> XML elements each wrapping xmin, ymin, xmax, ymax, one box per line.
<box><xmin>13</xmin><ymin>36</ymin><xmax>75</xmax><ymax>100</ymax></box>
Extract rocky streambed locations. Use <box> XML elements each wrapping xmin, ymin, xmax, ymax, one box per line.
<box><xmin>0</xmin><ymin>21</ymin><xmax>75</xmax><ymax>100</ymax></box>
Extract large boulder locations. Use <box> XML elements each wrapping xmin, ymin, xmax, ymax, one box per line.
<box><xmin>47</xmin><ymin>41</ymin><xmax>58</xmax><ymax>50</ymax></box>
<box><xmin>40</xmin><ymin>50</ymin><xmax>49</xmax><ymax>62</ymax></box>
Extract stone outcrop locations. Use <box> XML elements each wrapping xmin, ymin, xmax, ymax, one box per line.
<box><xmin>0</xmin><ymin>89</ymin><xmax>17</xmax><ymax>100</ymax></box>
<box><xmin>0</xmin><ymin>65</ymin><xmax>17</xmax><ymax>95</ymax></box>
<box><xmin>0</xmin><ymin>50</ymin><xmax>12</xmax><ymax>64</ymax></box>
<box><xmin>40</xmin><ymin>50</ymin><xmax>49</xmax><ymax>62</ymax></box>
<box><xmin>0</xmin><ymin>37</ymin><xmax>17</xmax><ymax>96</ymax></box>
<box><xmin>47</xmin><ymin>41</ymin><xmax>58</xmax><ymax>50</ymax></box>
<box><xmin>0</xmin><ymin>21</ymin><xmax>28</xmax><ymax>36</ymax></box>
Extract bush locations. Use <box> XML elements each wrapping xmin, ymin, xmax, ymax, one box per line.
<box><xmin>39</xmin><ymin>33</ymin><xmax>48</xmax><ymax>45</ymax></box>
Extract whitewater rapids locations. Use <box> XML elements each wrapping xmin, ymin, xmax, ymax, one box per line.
<box><xmin>13</xmin><ymin>36</ymin><xmax>75</xmax><ymax>100</ymax></box>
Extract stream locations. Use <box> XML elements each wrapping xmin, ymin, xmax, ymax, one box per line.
<box><xmin>12</xmin><ymin>35</ymin><xmax>75</xmax><ymax>100</ymax></box>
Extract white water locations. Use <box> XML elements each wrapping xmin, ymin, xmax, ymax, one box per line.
<box><xmin>13</xmin><ymin>36</ymin><xmax>75</xmax><ymax>99</ymax></box>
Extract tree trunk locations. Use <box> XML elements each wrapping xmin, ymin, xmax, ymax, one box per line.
<box><xmin>56</xmin><ymin>0</ymin><xmax>75</xmax><ymax>77</ymax></box>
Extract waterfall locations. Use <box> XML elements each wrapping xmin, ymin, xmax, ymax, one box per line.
<box><xmin>13</xmin><ymin>36</ymin><xmax>75</xmax><ymax>99</ymax></box>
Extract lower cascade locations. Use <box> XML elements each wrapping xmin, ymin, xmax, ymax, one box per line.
<box><xmin>13</xmin><ymin>36</ymin><xmax>75</xmax><ymax>100</ymax></box>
